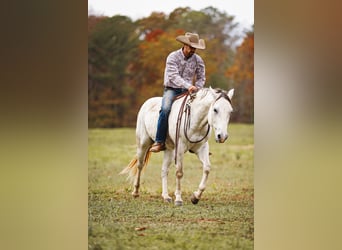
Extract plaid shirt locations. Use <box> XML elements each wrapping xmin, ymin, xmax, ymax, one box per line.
<box><xmin>163</xmin><ymin>48</ymin><xmax>206</xmax><ymax>89</ymax></box>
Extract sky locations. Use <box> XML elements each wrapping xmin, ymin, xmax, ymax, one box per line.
<box><xmin>88</xmin><ymin>0</ymin><xmax>254</xmax><ymax>31</ymax></box>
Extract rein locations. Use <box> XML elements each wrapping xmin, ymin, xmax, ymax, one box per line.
<box><xmin>174</xmin><ymin>92</ymin><xmax>210</xmax><ymax>164</ymax></box>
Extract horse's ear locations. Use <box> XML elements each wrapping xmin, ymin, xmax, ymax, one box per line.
<box><xmin>209</xmin><ymin>86</ymin><xmax>217</xmax><ymax>97</ymax></box>
<box><xmin>227</xmin><ymin>88</ymin><xmax>234</xmax><ymax>100</ymax></box>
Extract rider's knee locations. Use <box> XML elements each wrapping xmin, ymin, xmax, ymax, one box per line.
<box><xmin>160</xmin><ymin>105</ymin><xmax>172</xmax><ymax>114</ymax></box>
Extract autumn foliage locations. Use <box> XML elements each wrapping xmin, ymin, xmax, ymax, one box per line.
<box><xmin>88</xmin><ymin>7</ymin><xmax>254</xmax><ymax>127</ymax></box>
<box><xmin>226</xmin><ymin>32</ymin><xmax>254</xmax><ymax>123</ymax></box>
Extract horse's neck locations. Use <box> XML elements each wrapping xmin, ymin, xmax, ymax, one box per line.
<box><xmin>189</xmin><ymin>94</ymin><xmax>213</xmax><ymax>129</ymax></box>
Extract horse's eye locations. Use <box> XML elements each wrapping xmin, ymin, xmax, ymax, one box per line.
<box><xmin>213</xmin><ymin>108</ymin><xmax>218</xmax><ymax>114</ymax></box>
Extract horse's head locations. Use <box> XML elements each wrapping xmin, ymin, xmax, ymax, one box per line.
<box><xmin>208</xmin><ymin>87</ymin><xmax>234</xmax><ymax>143</ymax></box>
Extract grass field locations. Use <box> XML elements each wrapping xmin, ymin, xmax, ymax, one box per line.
<box><xmin>88</xmin><ymin>124</ymin><xmax>254</xmax><ymax>249</ymax></box>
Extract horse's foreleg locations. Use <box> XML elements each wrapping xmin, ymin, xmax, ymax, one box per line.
<box><xmin>161</xmin><ymin>150</ymin><xmax>173</xmax><ymax>203</ymax></box>
<box><xmin>174</xmin><ymin>157</ymin><xmax>184</xmax><ymax>206</ymax></box>
<box><xmin>191</xmin><ymin>144</ymin><xmax>211</xmax><ymax>204</ymax></box>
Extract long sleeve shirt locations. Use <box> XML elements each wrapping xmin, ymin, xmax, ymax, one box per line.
<box><xmin>163</xmin><ymin>48</ymin><xmax>206</xmax><ymax>89</ymax></box>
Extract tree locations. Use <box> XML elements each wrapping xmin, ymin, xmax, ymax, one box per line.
<box><xmin>88</xmin><ymin>15</ymin><xmax>106</xmax><ymax>35</ymax></box>
<box><xmin>88</xmin><ymin>15</ymin><xmax>140</xmax><ymax>127</ymax></box>
<box><xmin>129</xmin><ymin>29</ymin><xmax>185</xmax><ymax>106</ymax></box>
<box><xmin>226</xmin><ymin>31</ymin><xmax>254</xmax><ymax>123</ymax></box>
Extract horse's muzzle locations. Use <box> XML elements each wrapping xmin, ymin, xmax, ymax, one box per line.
<box><xmin>216</xmin><ymin>133</ymin><xmax>228</xmax><ymax>143</ymax></box>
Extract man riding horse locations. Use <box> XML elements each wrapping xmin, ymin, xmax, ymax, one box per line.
<box><xmin>120</xmin><ymin>31</ymin><xmax>234</xmax><ymax>205</ymax></box>
<box><xmin>150</xmin><ymin>32</ymin><xmax>206</xmax><ymax>152</ymax></box>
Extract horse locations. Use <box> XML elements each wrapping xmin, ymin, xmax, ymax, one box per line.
<box><xmin>120</xmin><ymin>87</ymin><xmax>234</xmax><ymax>206</ymax></box>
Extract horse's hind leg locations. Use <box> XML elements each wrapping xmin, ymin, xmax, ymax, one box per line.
<box><xmin>161</xmin><ymin>149</ymin><xmax>173</xmax><ymax>203</ymax></box>
<box><xmin>191</xmin><ymin>143</ymin><xmax>211</xmax><ymax>204</ymax></box>
<box><xmin>132</xmin><ymin>143</ymin><xmax>151</xmax><ymax>197</ymax></box>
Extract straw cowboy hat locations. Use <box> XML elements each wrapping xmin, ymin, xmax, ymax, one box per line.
<box><xmin>176</xmin><ymin>32</ymin><xmax>206</xmax><ymax>50</ymax></box>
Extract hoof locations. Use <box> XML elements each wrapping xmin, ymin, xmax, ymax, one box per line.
<box><xmin>132</xmin><ymin>192</ymin><xmax>139</xmax><ymax>198</ymax></box>
<box><xmin>190</xmin><ymin>194</ymin><xmax>199</xmax><ymax>204</ymax></box>
<box><xmin>174</xmin><ymin>200</ymin><xmax>183</xmax><ymax>206</ymax></box>
<box><xmin>164</xmin><ymin>197</ymin><xmax>172</xmax><ymax>203</ymax></box>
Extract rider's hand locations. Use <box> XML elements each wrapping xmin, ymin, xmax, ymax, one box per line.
<box><xmin>188</xmin><ymin>85</ymin><xmax>198</xmax><ymax>94</ymax></box>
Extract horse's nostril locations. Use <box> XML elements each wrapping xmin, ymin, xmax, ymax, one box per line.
<box><xmin>217</xmin><ymin>134</ymin><xmax>221</xmax><ymax>139</ymax></box>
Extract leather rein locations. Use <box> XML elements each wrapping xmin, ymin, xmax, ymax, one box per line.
<box><xmin>174</xmin><ymin>92</ymin><xmax>210</xmax><ymax>164</ymax></box>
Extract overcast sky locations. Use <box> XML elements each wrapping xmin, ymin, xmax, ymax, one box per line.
<box><xmin>88</xmin><ymin>0</ymin><xmax>254</xmax><ymax>31</ymax></box>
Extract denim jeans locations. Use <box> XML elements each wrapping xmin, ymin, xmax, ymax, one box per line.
<box><xmin>155</xmin><ymin>87</ymin><xmax>188</xmax><ymax>143</ymax></box>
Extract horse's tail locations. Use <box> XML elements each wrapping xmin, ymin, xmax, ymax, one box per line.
<box><xmin>119</xmin><ymin>147</ymin><xmax>152</xmax><ymax>182</ymax></box>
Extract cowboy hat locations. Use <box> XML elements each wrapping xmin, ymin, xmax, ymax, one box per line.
<box><xmin>176</xmin><ymin>32</ymin><xmax>206</xmax><ymax>50</ymax></box>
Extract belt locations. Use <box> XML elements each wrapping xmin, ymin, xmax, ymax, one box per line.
<box><xmin>165</xmin><ymin>86</ymin><xmax>187</xmax><ymax>92</ymax></box>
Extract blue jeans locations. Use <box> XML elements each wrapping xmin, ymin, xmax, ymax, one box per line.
<box><xmin>155</xmin><ymin>87</ymin><xmax>188</xmax><ymax>143</ymax></box>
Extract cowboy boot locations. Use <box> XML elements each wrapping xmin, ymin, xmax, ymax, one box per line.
<box><xmin>149</xmin><ymin>142</ymin><xmax>166</xmax><ymax>152</ymax></box>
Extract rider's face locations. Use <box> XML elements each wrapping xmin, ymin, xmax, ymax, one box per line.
<box><xmin>183</xmin><ymin>45</ymin><xmax>196</xmax><ymax>58</ymax></box>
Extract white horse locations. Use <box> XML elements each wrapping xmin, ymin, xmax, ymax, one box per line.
<box><xmin>120</xmin><ymin>87</ymin><xmax>234</xmax><ymax>206</ymax></box>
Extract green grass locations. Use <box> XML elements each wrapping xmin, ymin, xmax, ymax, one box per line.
<box><xmin>89</xmin><ymin>124</ymin><xmax>254</xmax><ymax>249</ymax></box>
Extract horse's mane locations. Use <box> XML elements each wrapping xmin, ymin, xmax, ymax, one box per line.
<box><xmin>197</xmin><ymin>87</ymin><xmax>210</xmax><ymax>100</ymax></box>
<box><xmin>197</xmin><ymin>87</ymin><xmax>232</xmax><ymax>104</ymax></box>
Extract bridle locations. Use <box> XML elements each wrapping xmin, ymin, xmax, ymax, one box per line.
<box><xmin>174</xmin><ymin>90</ymin><xmax>231</xmax><ymax>164</ymax></box>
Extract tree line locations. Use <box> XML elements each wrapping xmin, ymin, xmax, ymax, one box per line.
<box><xmin>88</xmin><ymin>6</ymin><xmax>254</xmax><ymax>128</ymax></box>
